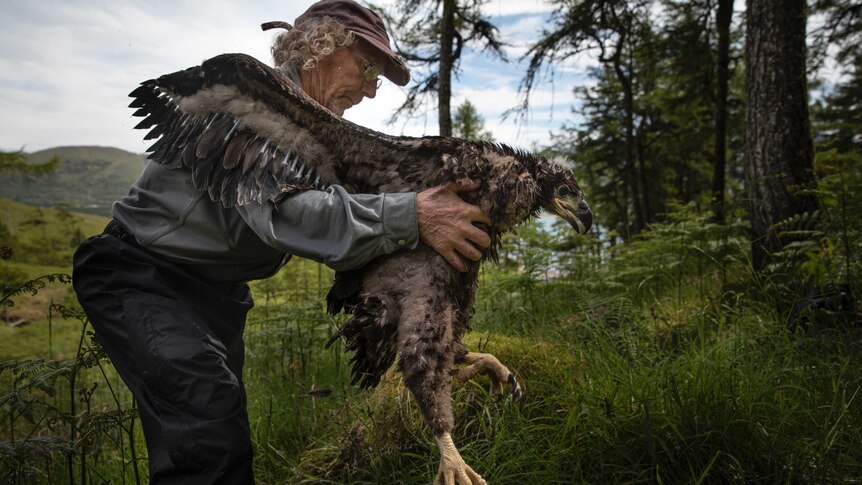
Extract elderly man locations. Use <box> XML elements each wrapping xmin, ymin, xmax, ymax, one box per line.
<box><xmin>72</xmin><ymin>1</ymin><xmax>490</xmax><ymax>483</ymax></box>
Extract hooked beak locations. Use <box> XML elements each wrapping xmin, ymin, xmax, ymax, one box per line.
<box><xmin>552</xmin><ymin>197</ymin><xmax>592</xmax><ymax>234</ymax></box>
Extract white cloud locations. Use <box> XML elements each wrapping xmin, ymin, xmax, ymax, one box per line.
<box><xmin>0</xmin><ymin>0</ymin><xmax>582</xmax><ymax>154</ymax></box>
<box><xmin>370</xmin><ymin>0</ymin><xmax>556</xmax><ymax>17</ymax></box>
<box><xmin>0</xmin><ymin>0</ymin><xmax>304</xmax><ymax>152</ymax></box>
<box><xmin>503</xmin><ymin>11</ymin><xmax>552</xmax><ymax>46</ymax></box>
<box><xmin>480</xmin><ymin>0</ymin><xmax>556</xmax><ymax>17</ymax></box>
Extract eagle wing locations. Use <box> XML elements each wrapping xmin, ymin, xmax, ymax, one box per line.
<box><xmin>129</xmin><ymin>53</ymin><xmax>382</xmax><ymax>207</ymax></box>
<box><xmin>129</xmin><ymin>53</ymin><xmax>488</xmax><ymax>209</ymax></box>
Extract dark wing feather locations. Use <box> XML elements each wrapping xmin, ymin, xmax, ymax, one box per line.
<box><xmin>326</xmin><ymin>269</ymin><xmax>365</xmax><ymax>316</ymax></box>
<box><xmin>127</xmin><ymin>53</ymin><xmax>349</xmax><ymax>207</ymax></box>
<box><xmin>222</xmin><ymin>131</ymin><xmax>250</xmax><ymax>170</ymax></box>
<box><xmin>325</xmin><ymin>290</ymin><xmax>400</xmax><ymax>389</ymax></box>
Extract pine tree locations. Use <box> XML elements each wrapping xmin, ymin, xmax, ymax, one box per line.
<box><xmin>374</xmin><ymin>0</ymin><xmax>505</xmax><ymax>136</ymax></box>
<box><xmin>522</xmin><ymin>0</ymin><xmax>656</xmax><ymax>236</ymax></box>
<box><xmin>745</xmin><ymin>0</ymin><xmax>819</xmax><ymax>270</ymax></box>
<box><xmin>452</xmin><ymin>100</ymin><xmax>493</xmax><ymax>141</ymax></box>
<box><xmin>711</xmin><ymin>0</ymin><xmax>734</xmax><ymax>223</ymax></box>
<box><xmin>809</xmin><ymin>0</ymin><xmax>862</xmax><ymax>69</ymax></box>
<box><xmin>812</xmin><ymin>53</ymin><xmax>862</xmax><ymax>154</ymax></box>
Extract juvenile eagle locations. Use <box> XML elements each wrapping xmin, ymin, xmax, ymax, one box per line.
<box><xmin>129</xmin><ymin>53</ymin><xmax>591</xmax><ymax>485</ymax></box>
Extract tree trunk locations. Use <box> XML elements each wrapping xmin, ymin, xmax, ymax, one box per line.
<box><xmin>710</xmin><ymin>0</ymin><xmax>733</xmax><ymax>223</ymax></box>
<box><xmin>745</xmin><ymin>0</ymin><xmax>819</xmax><ymax>270</ymax></box>
<box><xmin>636</xmin><ymin>116</ymin><xmax>651</xmax><ymax>223</ymax></box>
<box><xmin>619</xmin><ymin>164</ymin><xmax>630</xmax><ymax>240</ymax></box>
<box><xmin>438</xmin><ymin>0</ymin><xmax>456</xmax><ymax>137</ymax></box>
<box><xmin>614</xmin><ymin>44</ymin><xmax>644</xmax><ymax>235</ymax></box>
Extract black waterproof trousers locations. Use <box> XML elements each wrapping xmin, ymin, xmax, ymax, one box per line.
<box><xmin>72</xmin><ymin>221</ymin><xmax>255</xmax><ymax>484</ymax></box>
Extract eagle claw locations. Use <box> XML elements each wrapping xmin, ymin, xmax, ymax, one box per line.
<box><xmin>455</xmin><ymin>352</ymin><xmax>524</xmax><ymax>401</ymax></box>
<box><xmin>434</xmin><ymin>433</ymin><xmax>487</xmax><ymax>485</ymax></box>
<box><xmin>507</xmin><ymin>373</ymin><xmax>523</xmax><ymax>401</ymax></box>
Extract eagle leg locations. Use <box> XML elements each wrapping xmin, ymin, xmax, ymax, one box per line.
<box><xmin>433</xmin><ymin>432</ymin><xmax>487</xmax><ymax>485</ymax></box>
<box><xmin>453</xmin><ymin>351</ymin><xmax>523</xmax><ymax>401</ymax></box>
<box><xmin>398</xmin><ymin>288</ymin><xmax>486</xmax><ymax>484</ymax></box>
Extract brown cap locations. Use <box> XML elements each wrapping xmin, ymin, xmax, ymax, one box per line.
<box><xmin>264</xmin><ymin>0</ymin><xmax>410</xmax><ymax>86</ymax></box>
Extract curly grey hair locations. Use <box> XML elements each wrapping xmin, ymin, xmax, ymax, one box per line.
<box><xmin>271</xmin><ymin>16</ymin><xmax>356</xmax><ymax>70</ymax></box>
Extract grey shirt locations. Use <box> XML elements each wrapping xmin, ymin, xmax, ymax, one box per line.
<box><xmin>113</xmin><ymin>65</ymin><xmax>418</xmax><ymax>282</ymax></box>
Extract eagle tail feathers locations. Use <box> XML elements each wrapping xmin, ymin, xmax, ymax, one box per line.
<box><xmin>326</xmin><ymin>295</ymin><xmax>400</xmax><ymax>390</ymax></box>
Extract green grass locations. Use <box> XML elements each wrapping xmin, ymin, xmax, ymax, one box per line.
<box><xmin>1</xmin><ymin>197</ymin><xmax>108</xmax><ymax>360</ymax></box>
<box><xmin>2</xmin><ymin>201</ymin><xmax>861</xmax><ymax>484</ymax></box>
<box><xmin>0</xmin><ymin>196</ymin><xmax>108</xmax><ymax>265</ymax></box>
<box><xmin>0</xmin><ymin>306</ymin><xmax>83</xmax><ymax>361</ymax></box>
<box><xmin>270</xmin><ymin>279</ymin><xmax>862</xmax><ymax>484</ymax></box>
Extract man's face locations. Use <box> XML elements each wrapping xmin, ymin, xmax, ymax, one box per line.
<box><xmin>304</xmin><ymin>42</ymin><xmax>386</xmax><ymax>116</ymax></box>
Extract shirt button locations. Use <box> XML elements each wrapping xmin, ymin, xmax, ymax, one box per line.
<box><xmin>397</xmin><ymin>239</ymin><xmax>406</xmax><ymax>246</ymax></box>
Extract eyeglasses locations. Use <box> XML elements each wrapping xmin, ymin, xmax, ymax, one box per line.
<box><xmin>353</xmin><ymin>51</ymin><xmax>383</xmax><ymax>89</ymax></box>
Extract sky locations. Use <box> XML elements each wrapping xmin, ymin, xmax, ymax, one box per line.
<box><xmin>0</xmin><ymin>0</ymin><xmax>594</xmax><ymax>155</ymax></box>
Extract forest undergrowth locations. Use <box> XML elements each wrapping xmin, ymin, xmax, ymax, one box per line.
<box><xmin>1</xmin><ymin>166</ymin><xmax>860</xmax><ymax>483</ymax></box>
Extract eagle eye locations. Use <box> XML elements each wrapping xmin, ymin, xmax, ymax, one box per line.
<box><xmin>557</xmin><ymin>186</ymin><xmax>571</xmax><ymax>197</ymax></box>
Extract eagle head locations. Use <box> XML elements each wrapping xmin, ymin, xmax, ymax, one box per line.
<box><xmin>539</xmin><ymin>158</ymin><xmax>592</xmax><ymax>234</ymax></box>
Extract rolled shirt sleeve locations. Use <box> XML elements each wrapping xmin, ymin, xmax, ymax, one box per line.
<box><xmin>235</xmin><ymin>185</ymin><xmax>418</xmax><ymax>271</ymax></box>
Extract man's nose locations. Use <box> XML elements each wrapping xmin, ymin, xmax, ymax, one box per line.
<box><xmin>362</xmin><ymin>81</ymin><xmax>378</xmax><ymax>99</ymax></box>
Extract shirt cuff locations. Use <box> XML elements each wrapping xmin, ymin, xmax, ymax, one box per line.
<box><xmin>382</xmin><ymin>192</ymin><xmax>419</xmax><ymax>250</ymax></box>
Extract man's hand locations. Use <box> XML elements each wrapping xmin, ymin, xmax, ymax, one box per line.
<box><xmin>416</xmin><ymin>182</ymin><xmax>491</xmax><ymax>272</ymax></box>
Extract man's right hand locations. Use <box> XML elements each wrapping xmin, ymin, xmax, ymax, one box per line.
<box><xmin>416</xmin><ymin>182</ymin><xmax>492</xmax><ymax>272</ymax></box>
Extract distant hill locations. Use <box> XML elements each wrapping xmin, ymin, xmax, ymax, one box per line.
<box><xmin>0</xmin><ymin>146</ymin><xmax>146</xmax><ymax>217</ymax></box>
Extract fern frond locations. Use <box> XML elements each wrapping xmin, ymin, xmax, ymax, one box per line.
<box><xmin>771</xmin><ymin>210</ymin><xmax>821</xmax><ymax>232</ymax></box>
<box><xmin>0</xmin><ymin>358</ymin><xmax>77</xmax><ymax>395</ymax></box>
<box><xmin>78</xmin><ymin>408</ymin><xmax>139</xmax><ymax>442</ymax></box>
<box><xmin>1</xmin><ymin>273</ymin><xmax>72</xmax><ymax>305</ymax></box>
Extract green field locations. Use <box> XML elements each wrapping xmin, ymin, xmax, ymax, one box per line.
<box><xmin>0</xmin><ymin>197</ymin><xmax>108</xmax><ymax>359</ymax></box>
